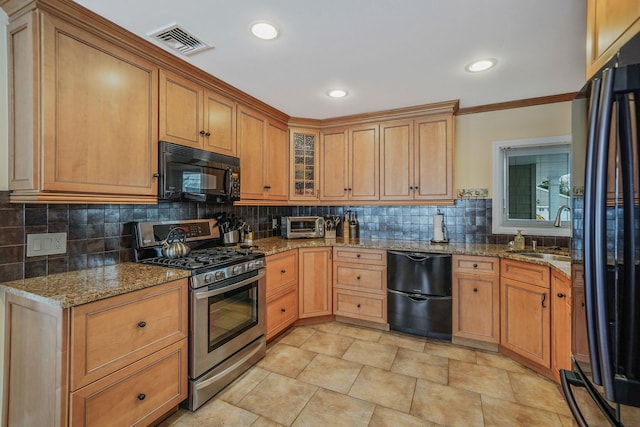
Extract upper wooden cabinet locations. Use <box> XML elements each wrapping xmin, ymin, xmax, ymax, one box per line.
<box><xmin>290</xmin><ymin>128</ymin><xmax>320</xmax><ymax>201</ymax></box>
<box><xmin>7</xmin><ymin>10</ymin><xmax>159</xmax><ymax>203</ymax></box>
<box><xmin>587</xmin><ymin>0</ymin><xmax>640</xmax><ymax>78</ymax></box>
<box><xmin>238</xmin><ymin>105</ymin><xmax>288</xmax><ymax>201</ymax></box>
<box><xmin>380</xmin><ymin>114</ymin><xmax>454</xmax><ymax>201</ymax></box>
<box><xmin>320</xmin><ymin>124</ymin><xmax>379</xmax><ymax>201</ymax></box>
<box><xmin>159</xmin><ymin>69</ymin><xmax>237</xmax><ymax>156</ymax></box>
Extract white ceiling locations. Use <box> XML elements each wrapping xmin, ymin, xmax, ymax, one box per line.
<box><xmin>74</xmin><ymin>0</ymin><xmax>586</xmax><ymax>119</ymax></box>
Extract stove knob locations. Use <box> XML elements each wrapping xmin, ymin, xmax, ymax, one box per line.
<box><xmin>204</xmin><ymin>273</ymin><xmax>213</xmax><ymax>283</ymax></box>
<box><xmin>232</xmin><ymin>266</ymin><xmax>243</xmax><ymax>275</ymax></box>
<box><xmin>248</xmin><ymin>261</ymin><xmax>257</xmax><ymax>270</ymax></box>
<box><xmin>214</xmin><ymin>271</ymin><xmax>225</xmax><ymax>281</ymax></box>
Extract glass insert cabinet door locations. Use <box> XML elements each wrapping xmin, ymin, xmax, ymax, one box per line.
<box><xmin>290</xmin><ymin>128</ymin><xmax>320</xmax><ymax>200</ymax></box>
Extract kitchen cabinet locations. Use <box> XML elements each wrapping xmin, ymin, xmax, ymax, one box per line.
<box><xmin>265</xmin><ymin>250</ymin><xmax>299</xmax><ymax>340</ymax></box>
<box><xmin>586</xmin><ymin>0</ymin><xmax>640</xmax><ymax>79</ymax></box>
<box><xmin>452</xmin><ymin>255</ymin><xmax>500</xmax><ymax>345</ymax></box>
<box><xmin>332</xmin><ymin>248</ymin><xmax>387</xmax><ymax>324</ymax></box>
<box><xmin>298</xmin><ymin>247</ymin><xmax>333</xmax><ymax>318</ymax></box>
<box><xmin>238</xmin><ymin>105</ymin><xmax>288</xmax><ymax>201</ymax></box>
<box><xmin>572</xmin><ymin>264</ymin><xmax>590</xmax><ymax>365</ymax></box>
<box><xmin>380</xmin><ymin>114</ymin><xmax>454</xmax><ymax>201</ymax></box>
<box><xmin>7</xmin><ymin>9</ymin><xmax>159</xmax><ymax>204</ymax></box>
<box><xmin>500</xmin><ymin>259</ymin><xmax>551</xmax><ymax>370</ymax></box>
<box><xmin>3</xmin><ymin>279</ymin><xmax>188</xmax><ymax>427</ymax></box>
<box><xmin>290</xmin><ymin>128</ymin><xmax>320</xmax><ymax>201</ymax></box>
<box><xmin>159</xmin><ymin>69</ymin><xmax>237</xmax><ymax>156</ymax></box>
<box><xmin>320</xmin><ymin>125</ymin><xmax>379</xmax><ymax>201</ymax></box>
<box><xmin>551</xmin><ymin>269</ymin><xmax>572</xmax><ymax>381</ymax></box>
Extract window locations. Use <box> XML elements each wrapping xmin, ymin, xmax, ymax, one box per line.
<box><xmin>492</xmin><ymin>136</ymin><xmax>571</xmax><ymax>237</ymax></box>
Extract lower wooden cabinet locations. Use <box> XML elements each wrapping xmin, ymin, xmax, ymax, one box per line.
<box><xmin>332</xmin><ymin>248</ymin><xmax>387</xmax><ymax>324</ymax></box>
<box><xmin>571</xmin><ymin>264</ymin><xmax>590</xmax><ymax>364</ymax></box>
<box><xmin>551</xmin><ymin>269</ymin><xmax>572</xmax><ymax>381</ymax></box>
<box><xmin>265</xmin><ymin>250</ymin><xmax>299</xmax><ymax>339</ymax></box>
<box><xmin>298</xmin><ymin>247</ymin><xmax>333</xmax><ymax>318</ymax></box>
<box><xmin>500</xmin><ymin>259</ymin><xmax>551</xmax><ymax>370</ymax></box>
<box><xmin>3</xmin><ymin>278</ymin><xmax>189</xmax><ymax>427</ymax></box>
<box><xmin>452</xmin><ymin>255</ymin><xmax>500</xmax><ymax>344</ymax></box>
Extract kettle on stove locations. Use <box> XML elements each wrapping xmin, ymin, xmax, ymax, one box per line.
<box><xmin>161</xmin><ymin>227</ymin><xmax>191</xmax><ymax>259</ymax></box>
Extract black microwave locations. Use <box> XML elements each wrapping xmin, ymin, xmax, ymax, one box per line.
<box><xmin>159</xmin><ymin>141</ymin><xmax>240</xmax><ymax>202</ymax></box>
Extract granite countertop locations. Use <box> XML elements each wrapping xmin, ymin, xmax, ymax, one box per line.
<box><xmin>254</xmin><ymin>237</ymin><xmax>572</xmax><ymax>279</ymax></box>
<box><xmin>0</xmin><ymin>263</ymin><xmax>191</xmax><ymax>309</ymax></box>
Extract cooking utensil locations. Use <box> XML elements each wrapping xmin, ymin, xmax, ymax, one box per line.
<box><xmin>161</xmin><ymin>227</ymin><xmax>191</xmax><ymax>259</ymax></box>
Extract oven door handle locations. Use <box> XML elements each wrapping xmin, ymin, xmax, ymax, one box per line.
<box><xmin>195</xmin><ymin>269</ymin><xmax>266</xmax><ymax>299</ymax></box>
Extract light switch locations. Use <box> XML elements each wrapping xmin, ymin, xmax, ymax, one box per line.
<box><xmin>27</xmin><ymin>233</ymin><xmax>67</xmax><ymax>257</ymax></box>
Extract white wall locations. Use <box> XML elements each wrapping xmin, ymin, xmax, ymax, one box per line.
<box><xmin>455</xmin><ymin>101</ymin><xmax>573</xmax><ymax>198</ymax></box>
<box><xmin>1</xmin><ymin>10</ymin><xmax>8</xmax><ymax>191</ymax></box>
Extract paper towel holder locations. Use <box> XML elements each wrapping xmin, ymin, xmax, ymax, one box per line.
<box><xmin>430</xmin><ymin>209</ymin><xmax>450</xmax><ymax>244</ymax></box>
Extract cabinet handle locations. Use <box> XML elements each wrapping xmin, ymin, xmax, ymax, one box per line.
<box><xmin>356</xmin><ymin>276</ymin><xmax>361</xmax><ymax>280</ymax></box>
<box><xmin>414</xmin><ymin>186</ymin><xmax>418</xmax><ymax>191</ymax></box>
<box><xmin>348</xmin><ymin>188</ymin><xmax>352</xmax><ymax>191</ymax></box>
<box><xmin>473</xmin><ymin>263</ymin><xmax>478</xmax><ymax>268</ymax></box>
<box><xmin>264</xmin><ymin>185</ymin><xmax>272</xmax><ymax>190</ymax></box>
<box><xmin>152</xmin><ymin>173</ymin><xmax>160</xmax><ymax>178</ymax></box>
<box><xmin>137</xmin><ymin>393</ymin><xmax>146</xmax><ymax>401</ymax></box>
<box><xmin>409</xmin><ymin>186</ymin><xmax>414</xmax><ymax>190</ymax></box>
<box><xmin>344</xmin><ymin>188</ymin><xmax>348</xmax><ymax>192</ymax></box>
<box><xmin>356</xmin><ymin>254</ymin><xmax>361</xmax><ymax>258</ymax></box>
<box><xmin>281</xmin><ymin>269</ymin><xmax>286</xmax><ymax>274</ymax></box>
<box><xmin>281</xmin><ymin>308</ymin><xmax>286</xmax><ymax>313</ymax></box>
<box><xmin>473</xmin><ymin>288</ymin><xmax>478</xmax><ymax>293</ymax></box>
<box><xmin>200</xmin><ymin>130</ymin><xmax>206</xmax><ymax>135</ymax></box>
<box><xmin>541</xmin><ymin>293</ymin><xmax>547</xmax><ymax>308</ymax></box>
<box><xmin>357</xmin><ymin>303</ymin><xmax>361</xmax><ymax>308</ymax></box>
<box><xmin>138</xmin><ymin>321</ymin><xmax>146</xmax><ymax>328</ymax></box>
<box><xmin>205</xmin><ymin>131</ymin><xmax>211</xmax><ymax>137</ymax></box>
<box><xmin>557</xmin><ymin>293</ymin><xmax>566</xmax><ymax>298</ymax></box>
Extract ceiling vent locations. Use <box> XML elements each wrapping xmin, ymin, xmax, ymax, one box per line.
<box><xmin>148</xmin><ymin>24</ymin><xmax>213</xmax><ymax>56</ymax></box>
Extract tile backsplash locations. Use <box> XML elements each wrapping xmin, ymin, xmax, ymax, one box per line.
<box><xmin>0</xmin><ymin>191</ymin><xmax>569</xmax><ymax>283</ymax></box>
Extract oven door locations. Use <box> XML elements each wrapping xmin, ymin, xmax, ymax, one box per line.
<box><xmin>190</xmin><ymin>269</ymin><xmax>266</xmax><ymax>379</ymax></box>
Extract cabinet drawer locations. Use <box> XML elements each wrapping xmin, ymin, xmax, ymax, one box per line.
<box><xmin>333</xmin><ymin>247</ymin><xmax>386</xmax><ymax>265</ymax></box>
<box><xmin>501</xmin><ymin>259</ymin><xmax>550</xmax><ymax>289</ymax></box>
<box><xmin>266</xmin><ymin>285</ymin><xmax>298</xmax><ymax>340</ymax></box>
<box><xmin>70</xmin><ymin>339</ymin><xmax>187</xmax><ymax>427</ymax></box>
<box><xmin>452</xmin><ymin>255</ymin><xmax>498</xmax><ymax>276</ymax></box>
<box><xmin>266</xmin><ymin>250</ymin><xmax>298</xmax><ymax>294</ymax></box>
<box><xmin>71</xmin><ymin>279</ymin><xmax>188</xmax><ymax>390</ymax></box>
<box><xmin>333</xmin><ymin>289</ymin><xmax>387</xmax><ymax>323</ymax></box>
<box><xmin>333</xmin><ymin>262</ymin><xmax>386</xmax><ymax>294</ymax></box>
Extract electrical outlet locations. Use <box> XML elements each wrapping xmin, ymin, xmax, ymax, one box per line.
<box><xmin>272</xmin><ymin>219</ymin><xmax>278</xmax><ymax>229</ymax></box>
<box><xmin>26</xmin><ymin>232</ymin><xmax>67</xmax><ymax>257</ymax></box>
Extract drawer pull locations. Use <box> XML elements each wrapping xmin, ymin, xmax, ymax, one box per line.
<box><xmin>281</xmin><ymin>308</ymin><xmax>286</xmax><ymax>313</ymax></box>
<box><xmin>473</xmin><ymin>263</ymin><xmax>478</xmax><ymax>268</ymax></box>
<box><xmin>138</xmin><ymin>321</ymin><xmax>146</xmax><ymax>328</ymax></box>
<box><xmin>473</xmin><ymin>288</ymin><xmax>478</xmax><ymax>293</ymax></box>
<box><xmin>357</xmin><ymin>303</ymin><xmax>361</xmax><ymax>308</ymax></box>
<box><xmin>281</xmin><ymin>269</ymin><xmax>286</xmax><ymax>274</ymax></box>
<box><xmin>137</xmin><ymin>393</ymin><xmax>146</xmax><ymax>401</ymax></box>
<box><xmin>356</xmin><ymin>254</ymin><xmax>361</xmax><ymax>258</ymax></box>
<box><xmin>557</xmin><ymin>293</ymin><xmax>566</xmax><ymax>298</ymax></box>
<box><xmin>356</xmin><ymin>276</ymin><xmax>361</xmax><ymax>280</ymax></box>
<box><xmin>541</xmin><ymin>294</ymin><xmax>547</xmax><ymax>308</ymax></box>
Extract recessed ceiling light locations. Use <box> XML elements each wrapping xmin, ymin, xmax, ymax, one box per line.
<box><xmin>251</xmin><ymin>22</ymin><xmax>279</xmax><ymax>40</ymax></box>
<box><xmin>465</xmin><ymin>58</ymin><xmax>497</xmax><ymax>72</ymax></box>
<box><xmin>327</xmin><ymin>89</ymin><xmax>348</xmax><ymax>98</ymax></box>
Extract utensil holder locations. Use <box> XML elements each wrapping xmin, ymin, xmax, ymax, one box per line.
<box><xmin>325</xmin><ymin>229</ymin><xmax>336</xmax><ymax>240</ymax></box>
<box><xmin>222</xmin><ymin>230</ymin><xmax>239</xmax><ymax>246</ymax></box>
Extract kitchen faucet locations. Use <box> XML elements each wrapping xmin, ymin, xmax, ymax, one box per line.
<box><xmin>553</xmin><ymin>205</ymin><xmax>571</xmax><ymax>227</ymax></box>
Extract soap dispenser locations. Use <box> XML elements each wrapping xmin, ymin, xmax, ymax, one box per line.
<box><xmin>514</xmin><ymin>230</ymin><xmax>525</xmax><ymax>251</ymax></box>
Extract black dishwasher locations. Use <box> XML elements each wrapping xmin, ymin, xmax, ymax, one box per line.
<box><xmin>387</xmin><ymin>250</ymin><xmax>452</xmax><ymax>340</ymax></box>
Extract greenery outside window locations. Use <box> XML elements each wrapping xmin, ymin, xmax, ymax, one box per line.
<box><xmin>492</xmin><ymin>136</ymin><xmax>572</xmax><ymax>237</ymax></box>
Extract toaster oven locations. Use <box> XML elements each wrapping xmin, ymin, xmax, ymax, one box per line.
<box><xmin>281</xmin><ymin>216</ymin><xmax>325</xmax><ymax>239</ymax></box>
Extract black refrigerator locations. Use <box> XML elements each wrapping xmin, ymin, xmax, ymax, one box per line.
<box><xmin>562</xmin><ymin>32</ymin><xmax>640</xmax><ymax>426</ymax></box>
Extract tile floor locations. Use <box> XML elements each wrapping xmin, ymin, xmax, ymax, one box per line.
<box><xmin>158</xmin><ymin>322</ymin><xmax>579</xmax><ymax>426</ymax></box>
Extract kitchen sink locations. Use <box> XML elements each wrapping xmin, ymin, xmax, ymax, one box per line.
<box><xmin>517</xmin><ymin>252</ymin><xmax>571</xmax><ymax>262</ymax></box>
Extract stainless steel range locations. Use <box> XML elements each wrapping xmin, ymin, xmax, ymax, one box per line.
<box><xmin>133</xmin><ymin>219</ymin><xmax>266</xmax><ymax>411</ymax></box>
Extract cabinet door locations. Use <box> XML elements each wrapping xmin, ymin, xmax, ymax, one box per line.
<box><xmin>238</xmin><ymin>106</ymin><xmax>267</xmax><ymax>199</ymax></box>
<box><xmin>380</xmin><ymin>120</ymin><xmax>414</xmax><ymax>201</ymax></box>
<box><xmin>587</xmin><ymin>0</ymin><xmax>640</xmax><ymax>78</ymax></box>
<box><xmin>414</xmin><ymin>115</ymin><xmax>453</xmax><ymax>200</ymax></box>
<box><xmin>571</xmin><ymin>265</ymin><xmax>590</xmax><ymax>364</ymax></box>
<box><xmin>551</xmin><ymin>271</ymin><xmax>572</xmax><ymax>380</ymax></box>
<box><xmin>452</xmin><ymin>273</ymin><xmax>500</xmax><ymax>343</ymax></box>
<box><xmin>204</xmin><ymin>89</ymin><xmax>236</xmax><ymax>156</ymax></box>
<box><xmin>349</xmin><ymin>124</ymin><xmax>379</xmax><ymax>201</ymax></box>
<box><xmin>290</xmin><ymin>128</ymin><xmax>320</xmax><ymax>201</ymax></box>
<box><xmin>501</xmin><ymin>278</ymin><xmax>551</xmax><ymax>369</ymax></box>
<box><xmin>265</xmin><ymin>121</ymin><xmax>289</xmax><ymax>200</ymax></box>
<box><xmin>41</xmin><ymin>14</ymin><xmax>158</xmax><ymax>197</ymax></box>
<box><xmin>159</xmin><ymin>69</ymin><xmax>204</xmax><ymax>149</ymax></box>
<box><xmin>298</xmin><ymin>247</ymin><xmax>333</xmax><ymax>318</ymax></box>
<box><xmin>320</xmin><ymin>127</ymin><xmax>349</xmax><ymax>201</ymax></box>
